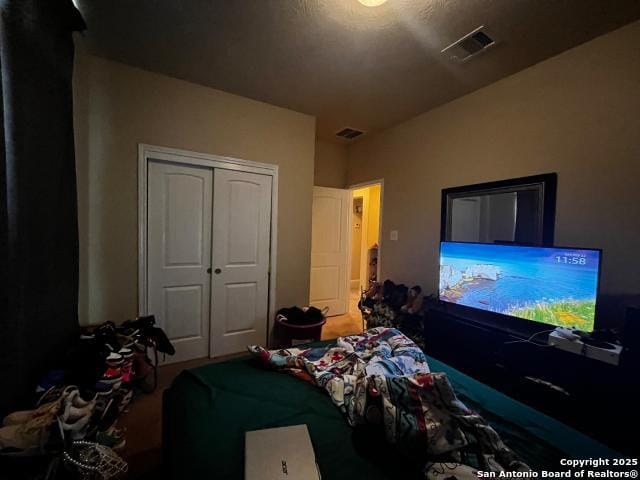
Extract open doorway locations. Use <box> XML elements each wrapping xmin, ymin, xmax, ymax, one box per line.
<box><xmin>349</xmin><ymin>182</ymin><xmax>382</xmax><ymax>322</ymax></box>
<box><xmin>310</xmin><ymin>181</ymin><xmax>383</xmax><ymax>340</ymax></box>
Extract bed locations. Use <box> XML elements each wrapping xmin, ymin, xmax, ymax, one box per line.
<box><xmin>162</xmin><ymin>343</ymin><xmax>618</xmax><ymax>479</ymax></box>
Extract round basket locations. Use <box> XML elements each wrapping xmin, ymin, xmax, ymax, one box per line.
<box><xmin>275</xmin><ymin>308</ymin><xmax>327</xmax><ymax>347</ymax></box>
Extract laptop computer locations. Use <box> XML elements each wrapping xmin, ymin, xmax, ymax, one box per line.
<box><xmin>245</xmin><ymin>424</ymin><xmax>321</xmax><ymax>480</ymax></box>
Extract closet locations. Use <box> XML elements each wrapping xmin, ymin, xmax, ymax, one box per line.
<box><xmin>139</xmin><ymin>145</ymin><xmax>276</xmax><ymax>363</ymax></box>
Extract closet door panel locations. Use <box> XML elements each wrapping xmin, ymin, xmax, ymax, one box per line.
<box><xmin>210</xmin><ymin>169</ymin><xmax>272</xmax><ymax>356</ymax></box>
<box><xmin>147</xmin><ymin>160</ymin><xmax>212</xmax><ymax>363</ymax></box>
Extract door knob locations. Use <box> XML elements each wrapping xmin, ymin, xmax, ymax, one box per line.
<box><xmin>214</xmin><ymin>268</ymin><xmax>222</xmax><ymax>274</ymax></box>
<box><xmin>206</xmin><ymin>267</ymin><xmax>212</xmax><ymax>274</ymax></box>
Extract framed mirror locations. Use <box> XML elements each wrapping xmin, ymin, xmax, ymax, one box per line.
<box><xmin>441</xmin><ymin>173</ymin><xmax>557</xmax><ymax>246</ymax></box>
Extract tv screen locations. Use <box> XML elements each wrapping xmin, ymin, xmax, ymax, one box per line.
<box><xmin>439</xmin><ymin>242</ymin><xmax>601</xmax><ymax>332</ymax></box>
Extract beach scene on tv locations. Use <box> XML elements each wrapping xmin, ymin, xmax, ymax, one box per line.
<box><xmin>439</xmin><ymin>242</ymin><xmax>600</xmax><ymax>332</ymax></box>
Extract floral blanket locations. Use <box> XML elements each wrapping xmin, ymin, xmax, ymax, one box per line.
<box><xmin>249</xmin><ymin>327</ymin><xmax>529</xmax><ymax>480</ymax></box>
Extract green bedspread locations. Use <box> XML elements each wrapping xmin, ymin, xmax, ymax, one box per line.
<box><xmin>163</xmin><ymin>352</ymin><xmax>617</xmax><ymax>479</ymax></box>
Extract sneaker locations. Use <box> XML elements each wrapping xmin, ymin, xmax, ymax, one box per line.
<box><xmin>105</xmin><ymin>352</ymin><xmax>123</xmax><ymax>368</ymax></box>
<box><xmin>60</xmin><ymin>389</ymin><xmax>96</xmax><ymax>423</ymax></box>
<box><xmin>58</xmin><ymin>412</ymin><xmax>92</xmax><ymax>441</ymax></box>
<box><xmin>118</xmin><ymin>347</ymin><xmax>133</xmax><ymax>360</ymax></box>
<box><xmin>57</xmin><ymin>390</ymin><xmax>96</xmax><ymax>441</ymax></box>
<box><xmin>3</xmin><ymin>397</ymin><xmax>63</xmax><ymax>427</ymax></box>
<box><xmin>118</xmin><ymin>349</ymin><xmax>134</xmax><ymax>383</ymax></box>
<box><xmin>0</xmin><ymin>412</ymin><xmax>56</xmax><ymax>452</ymax></box>
<box><xmin>94</xmin><ymin>321</ymin><xmax>120</xmax><ymax>353</ymax></box>
<box><xmin>117</xmin><ymin>329</ymin><xmax>140</xmax><ymax>349</ymax></box>
<box><xmin>100</xmin><ymin>366</ymin><xmax>123</xmax><ymax>388</ymax></box>
<box><xmin>94</xmin><ymin>382</ymin><xmax>114</xmax><ymax>397</ymax></box>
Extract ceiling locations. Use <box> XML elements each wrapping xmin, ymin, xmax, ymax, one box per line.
<box><xmin>76</xmin><ymin>0</ymin><xmax>640</xmax><ymax>143</ymax></box>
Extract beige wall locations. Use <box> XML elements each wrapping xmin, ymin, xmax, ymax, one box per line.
<box><xmin>347</xmin><ymin>21</ymin><xmax>640</xmax><ymax>310</ymax></box>
<box><xmin>314</xmin><ymin>139</ymin><xmax>348</xmax><ymax>188</ymax></box>
<box><xmin>74</xmin><ymin>53</ymin><xmax>316</xmax><ymax>326</ymax></box>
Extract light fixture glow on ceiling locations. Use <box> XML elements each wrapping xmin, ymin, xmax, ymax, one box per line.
<box><xmin>358</xmin><ymin>0</ymin><xmax>388</xmax><ymax>7</ymax></box>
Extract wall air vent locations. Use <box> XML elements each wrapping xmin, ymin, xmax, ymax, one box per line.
<box><xmin>441</xmin><ymin>26</ymin><xmax>497</xmax><ymax>63</ymax></box>
<box><xmin>335</xmin><ymin>127</ymin><xmax>365</xmax><ymax>140</ymax></box>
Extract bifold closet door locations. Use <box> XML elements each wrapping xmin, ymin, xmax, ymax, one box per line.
<box><xmin>210</xmin><ymin>169</ymin><xmax>272</xmax><ymax>357</ymax></box>
<box><xmin>147</xmin><ymin>161</ymin><xmax>213</xmax><ymax>363</ymax></box>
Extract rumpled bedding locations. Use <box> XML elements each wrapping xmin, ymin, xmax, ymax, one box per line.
<box><xmin>249</xmin><ymin>327</ymin><xmax>530</xmax><ymax>480</ymax></box>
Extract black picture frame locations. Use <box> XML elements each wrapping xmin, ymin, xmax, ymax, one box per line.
<box><xmin>440</xmin><ymin>173</ymin><xmax>557</xmax><ymax>246</ymax></box>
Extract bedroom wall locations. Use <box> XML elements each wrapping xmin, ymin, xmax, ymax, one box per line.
<box><xmin>346</xmin><ymin>21</ymin><xmax>640</xmax><ymax>319</ymax></box>
<box><xmin>314</xmin><ymin>139</ymin><xmax>348</xmax><ymax>188</ymax></box>
<box><xmin>74</xmin><ymin>53</ymin><xmax>316</xmax><ymax>326</ymax></box>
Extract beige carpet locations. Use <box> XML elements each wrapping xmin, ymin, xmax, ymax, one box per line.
<box><xmin>321</xmin><ymin>289</ymin><xmax>364</xmax><ymax>340</ymax></box>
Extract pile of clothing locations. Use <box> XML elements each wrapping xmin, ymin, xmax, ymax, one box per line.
<box><xmin>249</xmin><ymin>328</ymin><xmax>530</xmax><ymax>480</ymax></box>
<box><xmin>275</xmin><ymin>306</ymin><xmax>326</xmax><ymax>326</ymax></box>
<box><xmin>0</xmin><ymin>315</ymin><xmax>173</xmax><ymax>461</ymax></box>
<box><xmin>272</xmin><ymin>305</ymin><xmax>328</xmax><ymax>348</ymax></box>
<box><xmin>359</xmin><ymin>280</ymin><xmax>425</xmax><ymax>347</ymax></box>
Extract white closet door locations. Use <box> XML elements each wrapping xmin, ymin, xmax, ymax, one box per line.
<box><xmin>147</xmin><ymin>161</ymin><xmax>212</xmax><ymax>363</ymax></box>
<box><xmin>309</xmin><ymin>186</ymin><xmax>351</xmax><ymax>316</ymax></box>
<box><xmin>210</xmin><ymin>169</ymin><xmax>272</xmax><ymax>357</ymax></box>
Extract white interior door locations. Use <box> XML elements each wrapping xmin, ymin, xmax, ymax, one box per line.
<box><xmin>210</xmin><ymin>169</ymin><xmax>272</xmax><ymax>357</ymax></box>
<box><xmin>147</xmin><ymin>160</ymin><xmax>212</xmax><ymax>363</ymax></box>
<box><xmin>310</xmin><ymin>186</ymin><xmax>351</xmax><ymax>316</ymax></box>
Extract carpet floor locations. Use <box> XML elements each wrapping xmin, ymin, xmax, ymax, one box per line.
<box><xmin>321</xmin><ymin>289</ymin><xmax>365</xmax><ymax>339</ymax></box>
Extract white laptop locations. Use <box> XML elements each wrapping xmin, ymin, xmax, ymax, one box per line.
<box><xmin>245</xmin><ymin>424</ymin><xmax>321</xmax><ymax>480</ymax></box>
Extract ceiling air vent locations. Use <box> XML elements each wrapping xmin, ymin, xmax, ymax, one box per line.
<box><xmin>441</xmin><ymin>26</ymin><xmax>497</xmax><ymax>63</ymax></box>
<box><xmin>335</xmin><ymin>127</ymin><xmax>365</xmax><ymax>140</ymax></box>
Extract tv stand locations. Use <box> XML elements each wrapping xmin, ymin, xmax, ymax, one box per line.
<box><xmin>422</xmin><ymin>306</ymin><xmax>637</xmax><ymax>455</ymax></box>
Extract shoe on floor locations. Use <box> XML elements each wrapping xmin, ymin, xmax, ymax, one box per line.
<box><xmin>61</xmin><ymin>389</ymin><xmax>96</xmax><ymax>423</ymax></box>
<box><xmin>106</xmin><ymin>352</ymin><xmax>124</xmax><ymax>368</ymax></box>
<box><xmin>3</xmin><ymin>396</ymin><xmax>64</xmax><ymax>427</ymax></box>
<box><xmin>0</xmin><ymin>412</ymin><xmax>55</xmax><ymax>452</ymax></box>
<box><xmin>58</xmin><ymin>407</ymin><xmax>93</xmax><ymax>441</ymax></box>
<box><xmin>5</xmin><ymin>385</ymin><xmax>84</xmax><ymax>426</ymax></box>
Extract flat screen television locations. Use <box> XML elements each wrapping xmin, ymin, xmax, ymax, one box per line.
<box><xmin>439</xmin><ymin>241</ymin><xmax>601</xmax><ymax>332</ymax></box>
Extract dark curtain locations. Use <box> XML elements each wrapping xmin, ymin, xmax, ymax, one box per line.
<box><xmin>0</xmin><ymin>0</ymin><xmax>85</xmax><ymax>414</ymax></box>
